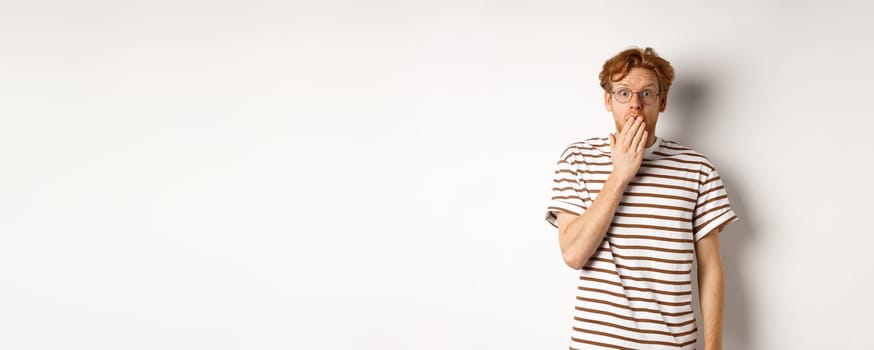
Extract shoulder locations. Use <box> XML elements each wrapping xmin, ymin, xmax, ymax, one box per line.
<box><xmin>558</xmin><ymin>136</ymin><xmax>610</xmax><ymax>159</ymax></box>
<box><xmin>658</xmin><ymin>139</ymin><xmax>717</xmax><ymax>172</ymax></box>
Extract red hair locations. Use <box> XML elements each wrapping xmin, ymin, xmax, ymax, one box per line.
<box><xmin>599</xmin><ymin>47</ymin><xmax>675</xmax><ymax>95</ymax></box>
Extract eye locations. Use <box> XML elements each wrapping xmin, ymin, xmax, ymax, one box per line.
<box><xmin>642</xmin><ymin>90</ymin><xmax>656</xmax><ymax>97</ymax></box>
<box><xmin>617</xmin><ymin>89</ymin><xmax>631</xmax><ymax>98</ymax></box>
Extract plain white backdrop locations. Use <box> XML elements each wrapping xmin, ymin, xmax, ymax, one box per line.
<box><xmin>2</xmin><ymin>1</ymin><xmax>873</xmax><ymax>349</ymax></box>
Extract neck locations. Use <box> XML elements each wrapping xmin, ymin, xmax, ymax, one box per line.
<box><xmin>644</xmin><ymin>134</ymin><xmax>657</xmax><ymax>148</ymax></box>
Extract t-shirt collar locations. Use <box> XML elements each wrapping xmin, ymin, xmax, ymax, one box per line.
<box><xmin>600</xmin><ymin>135</ymin><xmax>662</xmax><ymax>160</ymax></box>
<box><xmin>643</xmin><ymin>136</ymin><xmax>662</xmax><ymax>160</ymax></box>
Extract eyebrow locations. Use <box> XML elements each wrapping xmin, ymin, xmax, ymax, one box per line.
<box><xmin>615</xmin><ymin>83</ymin><xmax>658</xmax><ymax>89</ymax></box>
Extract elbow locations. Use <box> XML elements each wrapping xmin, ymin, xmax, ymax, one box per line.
<box><xmin>562</xmin><ymin>250</ymin><xmax>586</xmax><ymax>270</ymax></box>
<box><xmin>558</xmin><ymin>224</ymin><xmax>592</xmax><ymax>270</ymax></box>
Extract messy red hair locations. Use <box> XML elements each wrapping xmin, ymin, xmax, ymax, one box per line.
<box><xmin>599</xmin><ymin>47</ymin><xmax>675</xmax><ymax>95</ymax></box>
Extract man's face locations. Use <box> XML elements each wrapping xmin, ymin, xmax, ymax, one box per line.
<box><xmin>604</xmin><ymin>67</ymin><xmax>667</xmax><ymax>136</ymax></box>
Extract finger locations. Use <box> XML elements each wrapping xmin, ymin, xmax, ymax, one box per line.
<box><xmin>637</xmin><ymin>131</ymin><xmax>648</xmax><ymax>153</ymax></box>
<box><xmin>618</xmin><ymin>117</ymin><xmax>630</xmax><ymax>145</ymax></box>
<box><xmin>623</xmin><ymin>117</ymin><xmax>643</xmax><ymax>148</ymax></box>
<box><xmin>630</xmin><ymin>121</ymin><xmax>646</xmax><ymax>151</ymax></box>
<box><xmin>620</xmin><ymin>115</ymin><xmax>634</xmax><ymax>137</ymax></box>
<box><xmin>629</xmin><ymin>127</ymin><xmax>640</xmax><ymax>151</ymax></box>
<box><xmin>609</xmin><ymin>133</ymin><xmax>615</xmax><ymax>149</ymax></box>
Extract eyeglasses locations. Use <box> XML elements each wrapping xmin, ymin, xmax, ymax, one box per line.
<box><xmin>610</xmin><ymin>88</ymin><xmax>660</xmax><ymax>105</ymax></box>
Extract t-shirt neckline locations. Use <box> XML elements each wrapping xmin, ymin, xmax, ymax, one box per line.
<box><xmin>643</xmin><ymin>136</ymin><xmax>662</xmax><ymax>160</ymax></box>
<box><xmin>600</xmin><ymin>135</ymin><xmax>662</xmax><ymax>160</ymax></box>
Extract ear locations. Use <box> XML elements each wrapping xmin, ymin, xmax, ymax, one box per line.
<box><xmin>604</xmin><ymin>91</ymin><xmax>613</xmax><ymax>112</ymax></box>
<box><xmin>658</xmin><ymin>92</ymin><xmax>668</xmax><ymax>112</ymax></box>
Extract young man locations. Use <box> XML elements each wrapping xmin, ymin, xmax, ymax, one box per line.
<box><xmin>545</xmin><ymin>47</ymin><xmax>737</xmax><ymax>350</ymax></box>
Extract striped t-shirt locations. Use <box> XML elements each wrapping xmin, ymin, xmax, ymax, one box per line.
<box><xmin>544</xmin><ymin>135</ymin><xmax>738</xmax><ymax>350</ymax></box>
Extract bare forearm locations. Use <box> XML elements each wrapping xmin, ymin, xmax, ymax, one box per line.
<box><xmin>560</xmin><ymin>174</ymin><xmax>629</xmax><ymax>268</ymax></box>
<box><xmin>559</xmin><ymin>116</ymin><xmax>647</xmax><ymax>269</ymax></box>
<box><xmin>698</xmin><ymin>263</ymin><xmax>724</xmax><ymax>350</ymax></box>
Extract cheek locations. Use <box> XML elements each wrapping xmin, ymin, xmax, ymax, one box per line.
<box><xmin>646</xmin><ymin>115</ymin><xmax>658</xmax><ymax>128</ymax></box>
<box><xmin>612</xmin><ymin>110</ymin><xmax>624</xmax><ymax>122</ymax></box>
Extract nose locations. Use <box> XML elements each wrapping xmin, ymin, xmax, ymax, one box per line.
<box><xmin>628</xmin><ymin>92</ymin><xmax>642</xmax><ymax>110</ymax></box>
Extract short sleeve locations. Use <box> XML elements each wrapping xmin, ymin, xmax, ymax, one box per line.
<box><xmin>544</xmin><ymin>148</ymin><xmax>592</xmax><ymax>228</ymax></box>
<box><xmin>692</xmin><ymin>167</ymin><xmax>739</xmax><ymax>241</ymax></box>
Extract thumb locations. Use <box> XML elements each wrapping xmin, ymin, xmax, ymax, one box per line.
<box><xmin>609</xmin><ymin>133</ymin><xmax>615</xmax><ymax>148</ymax></box>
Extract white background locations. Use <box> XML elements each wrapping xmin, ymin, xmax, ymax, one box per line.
<box><xmin>2</xmin><ymin>1</ymin><xmax>873</xmax><ymax>349</ymax></box>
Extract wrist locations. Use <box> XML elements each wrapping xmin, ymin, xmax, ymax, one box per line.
<box><xmin>606</xmin><ymin>172</ymin><xmax>632</xmax><ymax>189</ymax></box>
